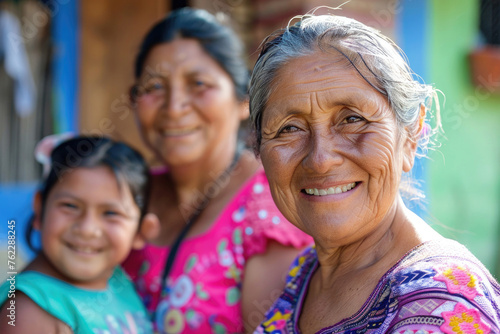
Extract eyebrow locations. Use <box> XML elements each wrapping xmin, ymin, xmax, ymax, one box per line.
<box><xmin>51</xmin><ymin>192</ymin><xmax>79</xmax><ymax>200</ymax></box>
<box><xmin>52</xmin><ymin>192</ymin><xmax>125</xmax><ymax>208</ymax></box>
<box><xmin>141</xmin><ymin>73</ymin><xmax>168</xmax><ymax>82</ymax></box>
<box><xmin>141</xmin><ymin>68</ymin><xmax>213</xmax><ymax>82</ymax></box>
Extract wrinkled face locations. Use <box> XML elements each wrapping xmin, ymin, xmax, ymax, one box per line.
<box><xmin>37</xmin><ymin>167</ymin><xmax>142</xmax><ymax>289</ymax></box>
<box><xmin>133</xmin><ymin>38</ymin><xmax>247</xmax><ymax>166</ymax></box>
<box><xmin>259</xmin><ymin>51</ymin><xmax>415</xmax><ymax>247</ymax></box>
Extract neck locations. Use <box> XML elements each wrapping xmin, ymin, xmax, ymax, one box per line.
<box><xmin>167</xmin><ymin>141</ymin><xmax>239</xmax><ymax>215</ymax></box>
<box><xmin>314</xmin><ymin>196</ymin><xmax>433</xmax><ymax>287</ymax></box>
<box><xmin>26</xmin><ymin>253</ymin><xmax>111</xmax><ymax>290</ymax></box>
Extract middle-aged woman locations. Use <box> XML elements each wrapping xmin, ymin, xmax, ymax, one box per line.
<box><xmin>122</xmin><ymin>7</ymin><xmax>313</xmax><ymax>334</ymax></box>
<box><xmin>248</xmin><ymin>13</ymin><xmax>500</xmax><ymax>334</ymax></box>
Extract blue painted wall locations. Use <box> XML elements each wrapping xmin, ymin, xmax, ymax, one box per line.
<box><xmin>395</xmin><ymin>0</ymin><xmax>430</xmax><ymax>219</ymax></box>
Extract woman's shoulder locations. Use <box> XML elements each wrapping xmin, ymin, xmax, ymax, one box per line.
<box><xmin>233</xmin><ymin>168</ymin><xmax>313</xmax><ymax>258</ymax></box>
<box><xmin>382</xmin><ymin>239</ymin><xmax>500</xmax><ymax>333</ymax></box>
<box><xmin>254</xmin><ymin>247</ymin><xmax>317</xmax><ymax>333</ymax></box>
<box><xmin>388</xmin><ymin>238</ymin><xmax>500</xmax><ymax>293</ymax></box>
<box><xmin>393</xmin><ymin>238</ymin><xmax>499</xmax><ymax>285</ymax></box>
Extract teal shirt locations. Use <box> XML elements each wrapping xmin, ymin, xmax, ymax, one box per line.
<box><xmin>0</xmin><ymin>267</ymin><xmax>153</xmax><ymax>334</ymax></box>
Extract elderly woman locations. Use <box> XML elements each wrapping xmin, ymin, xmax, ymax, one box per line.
<box><xmin>249</xmin><ymin>14</ymin><xmax>500</xmax><ymax>334</ymax></box>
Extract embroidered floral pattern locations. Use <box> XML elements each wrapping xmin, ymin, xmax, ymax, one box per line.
<box><xmin>254</xmin><ymin>242</ymin><xmax>500</xmax><ymax>334</ymax></box>
<box><xmin>262</xmin><ymin>309</ymin><xmax>292</xmax><ymax>332</ymax></box>
<box><xmin>288</xmin><ymin>255</ymin><xmax>306</xmax><ymax>278</ymax></box>
<box><xmin>440</xmin><ymin>303</ymin><xmax>491</xmax><ymax>334</ymax></box>
<box><xmin>434</xmin><ymin>264</ymin><xmax>480</xmax><ymax>299</ymax></box>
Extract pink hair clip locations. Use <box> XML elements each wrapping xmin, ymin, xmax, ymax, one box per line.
<box><xmin>34</xmin><ymin>133</ymin><xmax>75</xmax><ymax>177</ymax></box>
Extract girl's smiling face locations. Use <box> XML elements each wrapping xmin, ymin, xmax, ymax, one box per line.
<box><xmin>259</xmin><ymin>51</ymin><xmax>417</xmax><ymax>247</ymax></box>
<box><xmin>35</xmin><ymin>166</ymin><xmax>144</xmax><ymax>289</ymax></box>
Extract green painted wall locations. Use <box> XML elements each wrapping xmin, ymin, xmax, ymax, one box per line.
<box><xmin>429</xmin><ymin>0</ymin><xmax>500</xmax><ymax>276</ymax></box>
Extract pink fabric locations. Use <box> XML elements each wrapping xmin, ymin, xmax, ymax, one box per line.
<box><xmin>123</xmin><ymin>169</ymin><xmax>313</xmax><ymax>334</ymax></box>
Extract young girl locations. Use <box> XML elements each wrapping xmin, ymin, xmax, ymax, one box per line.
<box><xmin>0</xmin><ymin>136</ymin><xmax>158</xmax><ymax>334</ymax></box>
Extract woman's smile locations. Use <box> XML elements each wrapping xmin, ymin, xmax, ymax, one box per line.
<box><xmin>303</xmin><ymin>182</ymin><xmax>358</xmax><ymax>196</ymax></box>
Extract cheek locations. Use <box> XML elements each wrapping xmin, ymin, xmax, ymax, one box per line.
<box><xmin>107</xmin><ymin>224</ymin><xmax>136</xmax><ymax>249</ymax></box>
<box><xmin>196</xmin><ymin>88</ymin><xmax>237</xmax><ymax>120</ymax></box>
<box><xmin>40</xmin><ymin>212</ymin><xmax>62</xmax><ymax>236</ymax></box>
<box><xmin>360</xmin><ymin>128</ymin><xmax>400</xmax><ymax>172</ymax></box>
<box><xmin>359</xmin><ymin>132</ymin><xmax>403</xmax><ymax>204</ymax></box>
<box><xmin>135</xmin><ymin>101</ymin><xmax>160</xmax><ymax>129</ymax></box>
<box><xmin>260</xmin><ymin>142</ymin><xmax>302</xmax><ymax>196</ymax></box>
<box><xmin>39</xmin><ymin>222</ymin><xmax>63</xmax><ymax>254</ymax></box>
<box><xmin>261</xmin><ymin>145</ymin><xmax>285</xmax><ymax>180</ymax></box>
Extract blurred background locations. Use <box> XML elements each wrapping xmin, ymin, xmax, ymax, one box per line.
<box><xmin>1</xmin><ymin>0</ymin><xmax>499</xmax><ymax>280</ymax></box>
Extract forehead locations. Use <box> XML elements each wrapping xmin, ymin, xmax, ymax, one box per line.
<box><xmin>51</xmin><ymin>166</ymin><xmax>130</xmax><ymax>199</ymax></box>
<box><xmin>265</xmin><ymin>51</ymin><xmax>387</xmax><ymax>113</ymax></box>
<box><xmin>141</xmin><ymin>38</ymin><xmax>223</xmax><ymax>78</ymax></box>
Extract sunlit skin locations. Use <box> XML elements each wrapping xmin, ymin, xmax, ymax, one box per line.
<box><xmin>259</xmin><ymin>50</ymin><xmax>440</xmax><ymax>333</ymax></box>
<box><xmin>261</xmin><ymin>51</ymin><xmax>416</xmax><ymax>251</ymax></box>
<box><xmin>33</xmin><ymin>167</ymin><xmax>145</xmax><ymax>290</ymax></box>
<box><xmin>134</xmin><ymin>38</ymin><xmax>247</xmax><ymax>176</ymax></box>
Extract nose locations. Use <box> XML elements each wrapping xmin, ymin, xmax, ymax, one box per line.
<box><xmin>301</xmin><ymin>129</ymin><xmax>344</xmax><ymax>174</ymax></box>
<box><xmin>161</xmin><ymin>84</ymin><xmax>189</xmax><ymax>118</ymax></box>
<box><xmin>73</xmin><ymin>210</ymin><xmax>102</xmax><ymax>238</ymax></box>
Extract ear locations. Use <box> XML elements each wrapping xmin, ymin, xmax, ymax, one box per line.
<box><xmin>402</xmin><ymin>104</ymin><xmax>426</xmax><ymax>173</ymax></box>
<box><xmin>33</xmin><ymin>192</ymin><xmax>43</xmax><ymax>231</ymax></box>
<box><xmin>238</xmin><ymin>98</ymin><xmax>250</xmax><ymax>121</ymax></box>
<box><xmin>132</xmin><ymin>213</ymin><xmax>160</xmax><ymax>250</ymax></box>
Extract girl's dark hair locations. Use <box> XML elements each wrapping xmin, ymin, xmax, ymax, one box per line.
<box><xmin>27</xmin><ymin>136</ymin><xmax>150</xmax><ymax>251</ymax></box>
<box><xmin>134</xmin><ymin>7</ymin><xmax>249</xmax><ymax>101</ymax></box>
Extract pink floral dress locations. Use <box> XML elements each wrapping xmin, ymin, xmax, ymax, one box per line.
<box><xmin>123</xmin><ymin>169</ymin><xmax>313</xmax><ymax>334</ymax></box>
<box><xmin>255</xmin><ymin>240</ymin><xmax>500</xmax><ymax>334</ymax></box>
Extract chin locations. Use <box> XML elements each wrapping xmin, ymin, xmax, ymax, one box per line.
<box><xmin>160</xmin><ymin>148</ymin><xmax>204</xmax><ymax>166</ymax></box>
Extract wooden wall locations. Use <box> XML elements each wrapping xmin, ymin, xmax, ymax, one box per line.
<box><xmin>80</xmin><ymin>0</ymin><xmax>168</xmax><ymax>161</ymax></box>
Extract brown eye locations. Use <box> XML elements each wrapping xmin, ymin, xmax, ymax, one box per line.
<box><xmin>131</xmin><ymin>78</ymin><xmax>167</xmax><ymax>100</ymax></box>
<box><xmin>194</xmin><ymin>80</ymin><xmax>206</xmax><ymax>87</ymax></box>
<box><xmin>61</xmin><ymin>202</ymin><xmax>76</xmax><ymax>208</ymax></box>
<box><xmin>144</xmin><ymin>81</ymin><xmax>165</xmax><ymax>94</ymax></box>
<box><xmin>279</xmin><ymin>125</ymin><xmax>300</xmax><ymax>134</ymax></box>
<box><xmin>343</xmin><ymin>115</ymin><xmax>364</xmax><ymax>124</ymax></box>
<box><xmin>190</xmin><ymin>78</ymin><xmax>210</xmax><ymax>92</ymax></box>
<box><xmin>104</xmin><ymin>210</ymin><xmax>119</xmax><ymax>217</ymax></box>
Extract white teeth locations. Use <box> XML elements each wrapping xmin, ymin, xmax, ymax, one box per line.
<box><xmin>305</xmin><ymin>183</ymin><xmax>356</xmax><ymax>196</ymax></box>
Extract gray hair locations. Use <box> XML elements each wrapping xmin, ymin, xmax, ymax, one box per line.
<box><xmin>249</xmin><ymin>14</ymin><xmax>441</xmax><ymax>155</ymax></box>
<box><xmin>249</xmin><ymin>14</ymin><xmax>443</xmax><ymax>203</ymax></box>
